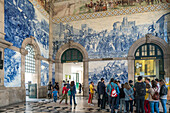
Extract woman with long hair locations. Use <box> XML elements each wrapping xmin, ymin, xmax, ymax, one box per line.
<box><xmin>70</xmin><ymin>81</ymin><xmax>77</xmax><ymax>106</ymax></box>
<box><xmin>159</xmin><ymin>79</ymin><xmax>168</xmax><ymax>113</ymax></box>
<box><xmin>148</xmin><ymin>80</ymin><xmax>159</xmax><ymax>113</ymax></box>
<box><xmin>124</xmin><ymin>83</ymin><xmax>134</xmax><ymax>112</ymax></box>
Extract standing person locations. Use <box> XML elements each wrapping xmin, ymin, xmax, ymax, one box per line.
<box><xmin>59</xmin><ymin>84</ymin><xmax>68</xmax><ymax>105</ymax></box>
<box><xmin>124</xmin><ymin>83</ymin><xmax>134</xmax><ymax>112</ymax></box>
<box><xmin>79</xmin><ymin>83</ymin><xmax>82</xmax><ymax>94</ymax></box>
<box><xmin>144</xmin><ymin>83</ymin><xmax>151</xmax><ymax>113</ymax></box>
<box><xmin>115</xmin><ymin>81</ymin><xmax>120</xmax><ymax>111</ymax></box>
<box><xmin>98</xmin><ymin>78</ymin><xmax>106</xmax><ymax>109</ymax></box>
<box><xmin>97</xmin><ymin>81</ymin><xmax>101</xmax><ymax>107</ymax></box>
<box><xmin>119</xmin><ymin>84</ymin><xmax>126</xmax><ymax>113</ymax></box>
<box><xmin>159</xmin><ymin>79</ymin><xmax>168</xmax><ymax>113</ymax></box>
<box><xmin>106</xmin><ymin>78</ymin><xmax>120</xmax><ymax>113</ymax></box>
<box><xmin>70</xmin><ymin>81</ymin><xmax>77</xmax><ymax>106</ymax></box>
<box><xmin>134</xmin><ymin>76</ymin><xmax>146</xmax><ymax>113</ymax></box>
<box><xmin>52</xmin><ymin>88</ymin><xmax>59</xmax><ymax>103</ymax></box>
<box><xmin>155</xmin><ymin>78</ymin><xmax>160</xmax><ymax>90</ymax></box>
<box><xmin>148</xmin><ymin>80</ymin><xmax>160</xmax><ymax>113</ymax></box>
<box><xmin>47</xmin><ymin>81</ymin><xmax>53</xmax><ymax>99</ymax></box>
<box><xmin>145</xmin><ymin>78</ymin><xmax>152</xmax><ymax>87</ymax></box>
<box><xmin>67</xmin><ymin>81</ymin><xmax>70</xmax><ymax>89</ymax></box>
<box><xmin>88</xmin><ymin>81</ymin><xmax>95</xmax><ymax>106</ymax></box>
<box><xmin>106</xmin><ymin>78</ymin><xmax>114</xmax><ymax>109</ymax></box>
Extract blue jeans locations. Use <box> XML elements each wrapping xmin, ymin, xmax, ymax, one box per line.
<box><xmin>53</xmin><ymin>96</ymin><xmax>57</xmax><ymax>102</ymax></box>
<box><xmin>120</xmin><ymin>98</ymin><xmax>126</xmax><ymax>112</ymax></box>
<box><xmin>115</xmin><ymin>95</ymin><xmax>119</xmax><ymax>109</ymax></box>
<box><xmin>111</xmin><ymin>97</ymin><xmax>117</xmax><ymax>113</ymax></box>
<box><xmin>70</xmin><ymin>94</ymin><xmax>76</xmax><ymax>105</ymax></box>
<box><xmin>149</xmin><ymin>101</ymin><xmax>159</xmax><ymax>113</ymax></box>
<box><xmin>125</xmin><ymin>100</ymin><xmax>133</xmax><ymax>112</ymax></box>
<box><xmin>136</xmin><ymin>96</ymin><xmax>145</xmax><ymax>113</ymax></box>
<box><xmin>160</xmin><ymin>99</ymin><xmax>167</xmax><ymax>113</ymax></box>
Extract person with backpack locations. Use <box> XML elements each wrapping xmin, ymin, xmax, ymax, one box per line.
<box><xmin>124</xmin><ymin>83</ymin><xmax>134</xmax><ymax>113</ymax></box>
<box><xmin>119</xmin><ymin>84</ymin><xmax>126</xmax><ymax>113</ymax></box>
<box><xmin>106</xmin><ymin>78</ymin><xmax>120</xmax><ymax>113</ymax></box>
<box><xmin>47</xmin><ymin>81</ymin><xmax>53</xmax><ymax>99</ymax></box>
<box><xmin>134</xmin><ymin>76</ymin><xmax>146</xmax><ymax>113</ymax></box>
<box><xmin>69</xmin><ymin>81</ymin><xmax>77</xmax><ymax>106</ymax></box>
<box><xmin>159</xmin><ymin>79</ymin><xmax>168</xmax><ymax>113</ymax></box>
<box><xmin>148</xmin><ymin>80</ymin><xmax>160</xmax><ymax>113</ymax></box>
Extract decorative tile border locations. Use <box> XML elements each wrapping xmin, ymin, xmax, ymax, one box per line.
<box><xmin>54</xmin><ymin>3</ymin><xmax>169</xmax><ymax>23</ymax></box>
<box><xmin>29</xmin><ymin>0</ymin><xmax>169</xmax><ymax>23</ymax></box>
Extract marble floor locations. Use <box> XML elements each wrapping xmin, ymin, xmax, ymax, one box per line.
<box><xmin>0</xmin><ymin>96</ymin><xmax>169</xmax><ymax>113</ymax></box>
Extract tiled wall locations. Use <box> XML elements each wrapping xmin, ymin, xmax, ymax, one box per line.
<box><xmin>53</xmin><ymin>10</ymin><xmax>169</xmax><ymax>59</ymax></box>
<box><xmin>41</xmin><ymin>60</ymin><xmax>49</xmax><ymax>86</ymax></box>
<box><xmin>89</xmin><ymin>60</ymin><xmax>128</xmax><ymax>85</ymax></box>
<box><xmin>4</xmin><ymin>48</ymin><xmax>21</xmax><ymax>87</ymax></box>
<box><xmin>4</xmin><ymin>0</ymin><xmax>49</xmax><ymax>87</ymax></box>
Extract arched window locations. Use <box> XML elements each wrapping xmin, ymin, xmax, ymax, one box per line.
<box><xmin>135</xmin><ymin>43</ymin><xmax>163</xmax><ymax>59</ymax></box>
<box><xmin>25</xmin><ymin>45</ymin><xmax>35</xmax><ymax>73</ymax></box>
<box><xmin>61</xmin><ymin>48</ymin><xmax>83</xmax><ymax>63</ymax></box>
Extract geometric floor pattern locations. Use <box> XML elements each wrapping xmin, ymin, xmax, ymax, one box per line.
<box><xmin>0</xmin><ymin>97</ymin><xmax>169</xmax><ymax>113</ymax></box>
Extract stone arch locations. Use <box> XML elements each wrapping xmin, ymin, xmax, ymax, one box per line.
<box><xmin>128</xmin><ymin>34</ymin><xmax>170</xmax><ymax>82</ymax></box>
<box><xmin>55</xmin><ymin>41</ymin><xmax>89</xmax><ymax>96</ymax></box>
<box><xmin>21</xmin><ymin>36</ymin><xmax>41</xmax><ymax>98</ymax></box>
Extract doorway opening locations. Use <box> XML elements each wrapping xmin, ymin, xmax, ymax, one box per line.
<box><xmin>61</xmin><ymin>48</ymin><xmax>84</xmax><ymax>96</ymax></box>
<box><xmin>63</xmin><ymin>62</ymin><xmax>83</xmax><ymax>95</ymax></box>
<box><xmin>134</xmin><ymin>43</ymin><xmax>164</xmax><ymax>81</ymax></box>
<box><xmin>25</xmin><ymin>44</ymin><xmax>37</xmax><ymax>101</ymax></box>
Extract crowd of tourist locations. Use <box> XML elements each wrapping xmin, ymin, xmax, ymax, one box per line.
<box><xmin>88</xmin><ymin>76</ymin><xmax>168</xmax><ymax>113</ymax></box>
<box><xmin>47</xmin><ymin>76</ymin><xmax>168</xmax><ymax>113</ymax></box>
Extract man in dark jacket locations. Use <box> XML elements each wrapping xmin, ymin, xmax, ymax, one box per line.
<box><xmin>98</xmin><ymin>78</ymin><xmax>106</xmax><ymax>109</ymax></box>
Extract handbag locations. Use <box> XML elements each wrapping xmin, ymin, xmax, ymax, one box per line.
<box><xmin>68</xmin><ymin>89</ymin><xmax>71</xmax><ymax>96</ymax></box>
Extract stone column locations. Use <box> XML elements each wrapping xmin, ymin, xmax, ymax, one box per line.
<box><xmin>0</xmin><ymin>0</ymin><xmax>5</xmax><ymax>88</ymax></box>
<box><xmin>55</xmin><ymin>61</ymin><xmax>63</xmax><ymax>95</ymax></box>
<box><xmin>128</xmin><ymin>56</ymin><xmax>135</xmax><ymax>84</ymax></box>
<box><xmin>48</xmin><ymin>0</ymin><xmax>54</xmax><ymax>83</ymax></box>
<box><xmin>34</xmin><ymin>54</ymin><xmax>41</xmax><ymax>98</ymax></box>
<box><xmin>83</xmin><ymin>60</ymin><xmax>89</xmax><ymax>97</ymax></box>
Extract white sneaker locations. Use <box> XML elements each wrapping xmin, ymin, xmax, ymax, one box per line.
<box><xmin>90</xmin><ymin>104</ymin><xmax>94</xmax><ymax>106</ymax></box>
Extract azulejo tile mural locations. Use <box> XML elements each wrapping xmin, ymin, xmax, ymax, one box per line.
<box><xmin>41</xmin><ymin>60</ymin><xmax>49</xmax><ymax>86</ymax></box>
<box><xmin>4</xmin><ymin>48</ymin><xmax>21</xmax><ymax>87</ymax></box>
<box><xmin>89</xmin><ymin>60</ymin><xmax>128</xmax><ymax>85</ymax></box>
<box><xmin>53</xmin><ymin>10</ymin><xmax>169</xmax><ymax>59</ymax></box>
<box><xmin>4</xmin><ymin>0</ymin><xmax>49</xmax><ymax>58</ymax></box>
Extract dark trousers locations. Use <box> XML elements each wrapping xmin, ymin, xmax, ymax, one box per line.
<box><xmin>101</xmin><ymin>94</ymin><xmax>106</xmax><ymax>109</ymax></box>
<box><xmin>111</xmin><ymin>97</ymin><xmax>117</xmax><ymax>113</ymax></box>
<box><xmin>136</xmin><ymin>96</ymin><xmax>145</xmax><ymax>113</ymax></box>
<box><xmin>125</xmin><ymin>100</ymin><xmax>133</xmax><ymax>112</ymax></box>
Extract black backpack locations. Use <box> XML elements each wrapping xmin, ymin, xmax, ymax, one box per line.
<box><xmin>160</xmin><ymin>85</ymin><xmax>168</xmax><ymax>96</ymax></box>
<box><xmin>136</xmin><ymin>82</ymin><xmax>146</xmax><ymax>96</ymax></box>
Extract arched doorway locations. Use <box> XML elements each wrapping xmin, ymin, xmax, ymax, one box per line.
<box><xmin>61</xmin><ymin>48</ymin><xmax>83</xmax><ymax>95</ymax></box>
<box><xmin>21</xmin><ymin>37</ymin><xmax>41</xmax><ymax>99</ymax></box>
<box><xmin>128</xmin><ymin>34</ymin><xmax>170</xmax><ymax>83</ymax></box>
<box><xmin>134</xmin><ymin>43</ymin><xmax>164</xmax><ymax>81</ymax></box>
<box><xmin>55</xmin><ymin>41</ymin><xmax>89</xmax><ymax>96</ymax></box>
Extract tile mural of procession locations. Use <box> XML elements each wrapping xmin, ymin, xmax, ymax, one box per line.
<box><xmin>89</xmin><ymin>60</ymin><xmax>128</xmax><ymax>85</ymax></box>
<box><xmin>53</xmin><ymin>10</ymin><xmax>169</xmax><ymax>59</ymax></box>
<box><xmin>53</xmin><ymin>0</ymin><xmax>169</xmax><ymax>18</ymax></box>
